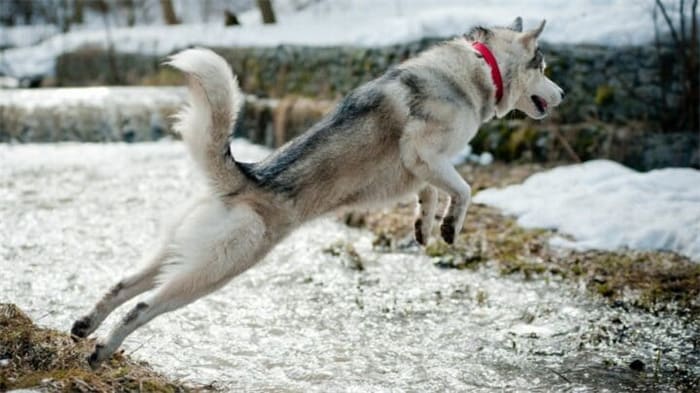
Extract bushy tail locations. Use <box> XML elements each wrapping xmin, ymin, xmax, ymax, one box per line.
<box><xmin>167</xmin><ymin>48</ymin><xmax>246</xmax><ymax>195</ymax></box>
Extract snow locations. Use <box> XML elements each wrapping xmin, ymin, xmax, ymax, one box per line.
<box><xmin>0</xmin><ymin>24</ymin><xmax>58</xmax><ymax>49</ymax></box>
<box><xmin>473</xmin><ymin>160</ymin><xmax>700</xmax><ymax>262</ymax></box>
<box><xmin>451</xmin><ymin>144</ymin><xmax>494</xmax><ymax>166</ymax></box>
<box><xmin>0</xmin><ymin>138</ymin><xmax>269</xmax><ymax>175</ymax></box>
<box><xmin>0</xmin><ymin>0</ymin><xmax>658</xmax><ymax>78</ymax></box>
<box><xmin>0</xmin><ymin>86</ymin><xmax>185</xmax><ymax>110</ymax></box>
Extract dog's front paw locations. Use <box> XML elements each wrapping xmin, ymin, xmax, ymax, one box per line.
<box><xmin>71</xmin><ymin>316</ymin><xmax>93</xmax><ymax>341</ymax></box>
<box><xmin>414</xmin><ymin>218</ymin><xmax>426</xmax><ymax>246</ymax></box>
<box><xmin>440</xmin><ymin>217</ymin><xmax>455</xmax><ymax>244</ymax></box>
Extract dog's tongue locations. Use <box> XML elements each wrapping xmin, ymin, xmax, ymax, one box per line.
<box><xmin>533</xmin><ymin>95</ymin><xmax>548</xmax><ymax>111</ymax></box>
<box><xmin>537</xmin><ymin>96</ymin><xmax>548</xmax><ymax>109</ymax></box>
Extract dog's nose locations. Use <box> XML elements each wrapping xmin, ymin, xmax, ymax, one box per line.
<box><xmin>560</xmin><ymin>89</ymin><xmax>566</xmax><ymax>101</ymax></box>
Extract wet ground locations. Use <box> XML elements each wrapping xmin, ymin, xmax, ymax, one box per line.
<box><xmin>1</xmin><ymin>142</ymin><xmax>698</xmax><ymax>392</ymax></box>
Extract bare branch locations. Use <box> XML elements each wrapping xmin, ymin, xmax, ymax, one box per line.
<box><xmin>257</xmin><ymin>0</ymin><xmax>277</xmax><ymax>24</ymax></box>
<box><xmin>551</xmin><ymin>127</ymin><xmax>581</xmax><ymax>163</ymax></box>
<box><xmin>160</xmin><ymin>0</ymin><xmax>179</xmax><ymax>25</ymax></box>
<box><xmin>693</xmin><ymin>0</ymin><xmax>699</xmax><ymax>39</ymax></box>
<box><xmin>655</xmin><ymin>0</ymin><xmax>682</xmax><ymax>45</ymax></box>
<box><xmin>680</xmin><ymin>0</ymin><xmax>687</xmax><ymax>45</ymax></box>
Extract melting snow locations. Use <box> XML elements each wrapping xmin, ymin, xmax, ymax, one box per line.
<box><xmin>474</xmin><ymin>160</ymin><xmax>700</xmax><ymax>261</ymax></box>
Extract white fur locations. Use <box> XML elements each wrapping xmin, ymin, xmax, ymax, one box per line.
<box><xmin>167</xmin><ymin>48</ymin><xmax>247</xmax><ymax>195</ymax></box>
<box><xmin>160</xmin><ymin>199</ymin><xmax>265</xmax><ymax>286</ymax></box>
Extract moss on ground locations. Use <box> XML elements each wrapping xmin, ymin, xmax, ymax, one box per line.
<box><xmin>0</xmin><ymin>304</ymin><xmax>211</xmax><ymax>392</ymax></box>
<box><xmin>343</xmin><ymin>162</ymin><xmax>700</xmax><ymax>317</ymax></box>
<box><xmin>323</xmin><ymin>241</ymin><xmax>365</xmax><ymax>271</ymax></box>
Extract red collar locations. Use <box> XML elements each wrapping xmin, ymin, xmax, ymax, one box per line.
<box><xmin>471</xmin><ymin>42</ymin><xmax>504</xmax><ymax>103</ymax></box>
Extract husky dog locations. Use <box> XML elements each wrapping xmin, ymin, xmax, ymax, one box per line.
<box><xmin>72</xmin><ymin>17</ymin><xmax>563</xmax><ymax>366</ymax></box>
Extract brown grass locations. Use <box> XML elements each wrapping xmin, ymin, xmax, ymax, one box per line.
<box><xmin>343</xmin><ymin>162</ymin><xmax>700</xmax><ymax>316</ymax></box>
<box><xmin>0</xmin><ymin>304</ymin><xmax>213</xmax><ymax>392</ymax></box>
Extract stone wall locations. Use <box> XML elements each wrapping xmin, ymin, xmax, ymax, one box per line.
<box><xmin>0</xmin><ymin>87</ymin><xmax>284</xmax><ymax>144</ymax></box>
<box><xmin>1</xmin><ymin>86</ymin><xmax>696</xmax><ymax>170</ymax></box>
<box><xmin>54</xmin><ymin>39</ymin><xmax>685</xmax><ymax>128</ymax></box>
<box><xmin>6</xmin><ymin>39</ymin><xmax>696</xmax><ymax>169</ymax></box>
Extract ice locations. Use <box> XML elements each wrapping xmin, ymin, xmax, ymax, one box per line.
<box><xmin>1</xmin><ymin>142</ymin><xmax>697</xmax><ymax>391</ymax></box>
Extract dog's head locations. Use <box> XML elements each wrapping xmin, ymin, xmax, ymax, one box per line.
<box><xmin>467</xmin><ymin>17</ymin><xmax>564</xmax><ymax>119</ymax></box>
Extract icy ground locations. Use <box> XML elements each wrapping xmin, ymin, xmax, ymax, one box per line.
<box><xmin>0</xmin><ymin>0</ymin><xmax>659</xmax><ymax>78</ymax></box>
<box><xmin>1</xmin><ymin>141</ymin><xmax>697</xmax><ymax>392</ymax></box>
<box><xmin>474</xmin><ymin>160</ymin><xmax>700</xmax><ymax>262</ymax></box>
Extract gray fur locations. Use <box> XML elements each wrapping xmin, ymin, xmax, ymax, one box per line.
<box><xmin>527</xmin><ymin>47</ymin><xmax>544</xmax><ymax>70</ymax></box>
<box><xmin>74</xmin><ymin>20</ymin><xmax>565</xmax><ymax>367</ymax></box>
<box><xmin>510</xmin><ymin>17</ymin><xmax>523</xmax><ymax>32</ymax></box>
<box><xmin>241</xmin><ymin>84</ymin><xmax>389</xmax><ymax>196</ymax></box>
<box><xmin>466</xmin><ymin>26</ymin><xmax>493</xmax><ymax>42</ymax></box>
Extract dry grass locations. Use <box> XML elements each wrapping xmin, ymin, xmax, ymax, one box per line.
<box><xmin>344</xmin><ymin>162</ymin><xmax>700</xmax><ymax>316</ymax></box>
<box><xmin>0</xmin><ymin>304</ymin><xmax>212</xmax><ymax>392</ymax></box>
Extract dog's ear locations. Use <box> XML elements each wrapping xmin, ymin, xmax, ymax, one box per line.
<box><xmin>509</xmin><ymin>17</ymin><xmax>523</xmax><ymax>32</ymax></box>
<box><xmin>465</xmin><ymin>26</ymin><xmax>493</xmax><ymax>42</ymax></box>
<box><xmin>519</xmin><ymin>19</ymin><xmax>546</xmax><ymax>47</ymax></box>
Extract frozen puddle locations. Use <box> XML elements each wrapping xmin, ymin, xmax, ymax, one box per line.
<box><xmin>1</xmin><ymin>142</ymin><xmax>697</xmax><ymax>392</ymax></box>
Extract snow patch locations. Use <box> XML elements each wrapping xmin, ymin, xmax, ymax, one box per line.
<box><xmin>0</xmin><ymin>24</ymin><xmax>58</xmax><ymax>49</ymax></box>
<box><xmin>473</xmin><ymin>160</ymin><xmax>700</xmax><ymax>261</ymax></box>
<box><xmin>0</xmin><ymin>139</ymin><xmax>270</xmax><ymax>176</ymax></box>
<box><xmin>451</xmin><ymin>145</ymin><xmax>494</xmax><ymax>166</ymax></box>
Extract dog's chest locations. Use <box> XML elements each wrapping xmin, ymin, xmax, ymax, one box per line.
<box><xmin>441</xmin><ymin>109</ymin><xmax>480</xmax><ymax>157</ymax></box>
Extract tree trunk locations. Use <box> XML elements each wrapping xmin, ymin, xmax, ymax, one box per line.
<box><xmin>160</xmin><ymin>0</ymin><xmax>179</xmax><ymax>25</ymax></box>
<box><xmin>60</xmin><ymin>0</ymin><xmax>71</xmax><ymax>33</ymax></box>
<box><xmin>654</xmin><ymin>0</ymin><xmax>699</xmax><ymax>133</ymax></box>
<box><xmin>72</xmin><ymin>0</ymin><xmax>84</xmax><ymax>24</ymax></box>
<box><xmin>691</xmin><ymin>0</ymin><xmax>699</xmax><ymax>162</ymax></box>
<box><xmin>124</xmin><ymin>0</ymin><xmax>136</xmax><ymax>27</ymax></box>
<box><xmin>224</xmin><ymin>10</ymin><xmax>240</xmax><ymax>26</ymax></box>
<box><xmin>257</xmin><ymin>0</ymin><xmax>276</xmax><ymax>24</ymax></box>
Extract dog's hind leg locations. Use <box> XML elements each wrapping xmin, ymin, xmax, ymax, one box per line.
<box><xmin>87</xmin><ymin>268</ymin><xmax>235</xmax><ymax>368</ymax></box>
<box><xmin>71</xmin><ymin>197</ymin><xmax>208</xmax><ymax>339</ymax></box>
<box><xmin>71</xmin><ymin>249</ymin><xmax>166</xmax><ymax>339</ymax></box>
<box><xmin>414</xmin><ymin>185</ymin><xmax>437</xmax><ymax>245</ymax></box>
<box><xmin>87</xmin><ymin>203</ymin><xmax>268</xmax><ymax>367</ymax></box>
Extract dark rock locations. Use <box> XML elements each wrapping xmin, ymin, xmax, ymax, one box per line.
<box><xmin>629</xmin><ymin>359</ymin><xmax>645</xmax><ymax>372</ymax></box>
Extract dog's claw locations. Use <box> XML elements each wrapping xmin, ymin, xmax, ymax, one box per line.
<box><xmin>440</xmin><ymin>222</ymin><xmax>455</xmax><ymax>244</ymax></box>
<box><xmin>87</xmin><ymin>353</ymin><xmax>99</xmax><ymax>369</ymax></box>
<box><xmin>414</xmin><ymin>218</ymin><xmax>425</xmax><ymax>246</ymax></box>
<box><xmin>71</xmin><ymin>317</ymin><xmax>92</xmax><ymax>341</ymax></box>
<box><xmin>88</xmin><ymin>344</ymin><xmax>106</xmax><ymax>370</ymax></box>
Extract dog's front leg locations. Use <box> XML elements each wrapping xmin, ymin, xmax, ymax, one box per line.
<box><xmin>413</xmin><ymin>157</ymin><xmax>471</xmax><ymax>244</ymax></box>
<box><xmin>414</xmin><ymin>185</ymin><xmax>437</xmax><ymax>245</ymax></box>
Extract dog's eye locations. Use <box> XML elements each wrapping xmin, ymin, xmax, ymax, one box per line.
<box><xmin>528</xmin><ymin>48</ymin><xmax>543</xmax><ymax>70</ymax></box>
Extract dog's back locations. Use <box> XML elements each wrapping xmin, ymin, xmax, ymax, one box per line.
<box><xmin>237</xmin><ymin>79</ymin><xmax>417</xmax><ymax>218</ymax></box>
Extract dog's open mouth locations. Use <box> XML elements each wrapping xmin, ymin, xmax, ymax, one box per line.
<box><xmin>531</xmin><ymin>95</ymin><xmax>548</xmax><ymax>114</ymax></box>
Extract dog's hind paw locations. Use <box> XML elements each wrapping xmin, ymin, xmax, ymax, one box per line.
<box><xmin>87</xmin><ymin>343</ymin><xmax>108</xmax><ymax>369</ymax></box>
<box><xmin>440</xmin><ymin>217</ymin><xmax>455</xmax><ymax>244</ymax></box>
<box><xmin>71</xmin><ymin>316</ymin><xmax>92</xmax><ymax>341</ymax></box>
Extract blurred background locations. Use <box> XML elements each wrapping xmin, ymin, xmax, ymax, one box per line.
<box><xmin>0</xmin><ymin>0</ymin><xmax>697</xmax><ymax>169</ymax></box>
